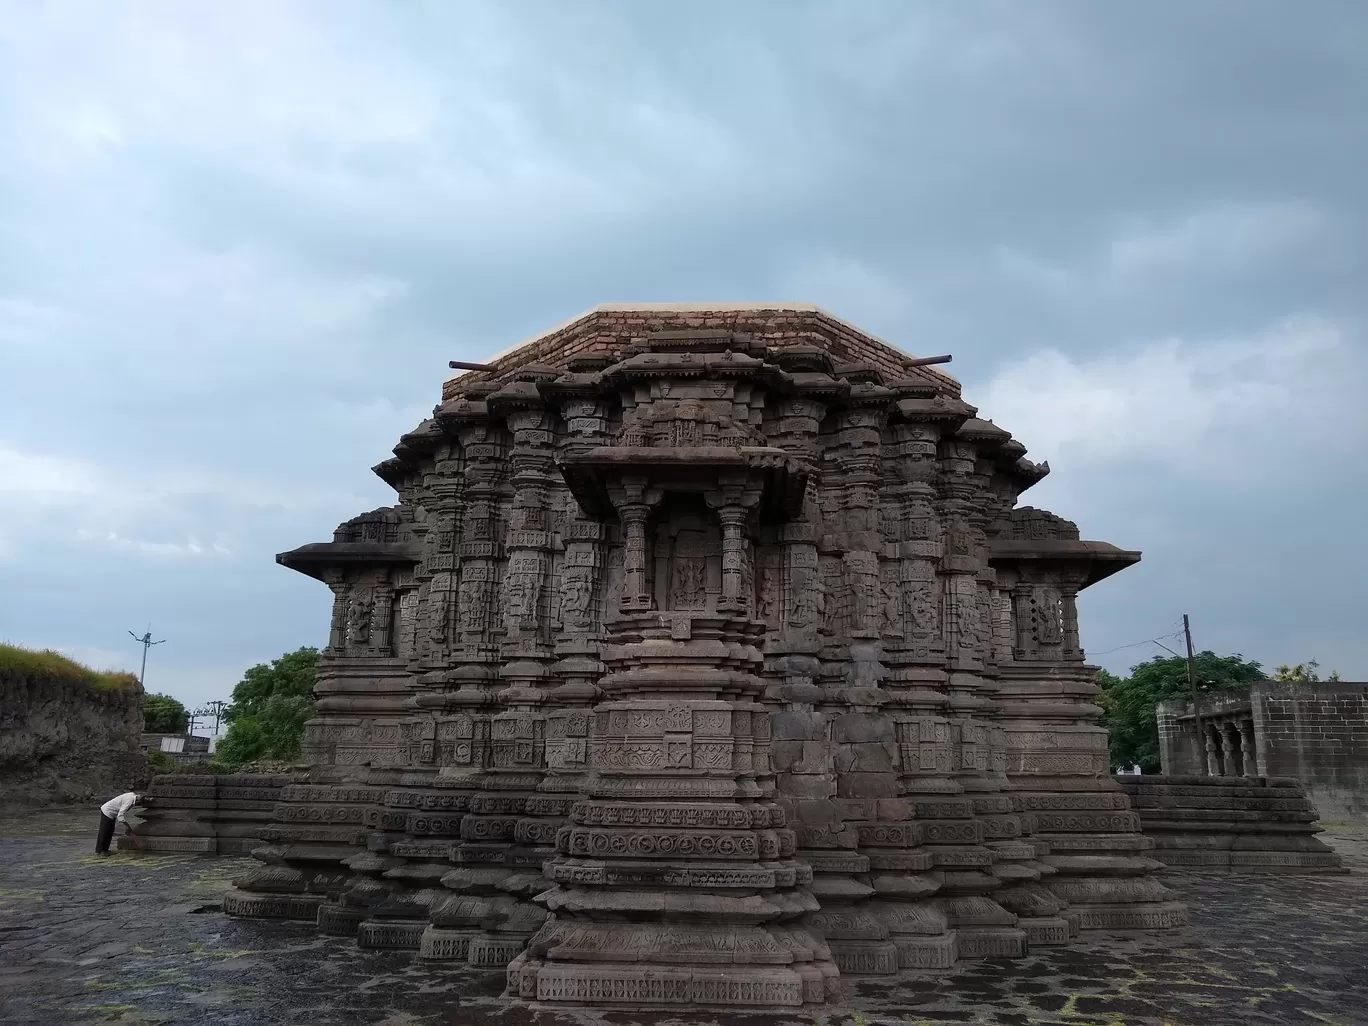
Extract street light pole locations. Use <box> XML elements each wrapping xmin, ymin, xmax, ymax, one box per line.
<box><xmin>128</xmin><ymin>627</ymin><xmax>166</xmax><ymax>689</ymax></box>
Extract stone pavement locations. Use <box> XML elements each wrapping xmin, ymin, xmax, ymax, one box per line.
<box><xmin>2</xmin><ymin>807</ymin><xmax>1366</xmax><ymax>1026</ymax></box>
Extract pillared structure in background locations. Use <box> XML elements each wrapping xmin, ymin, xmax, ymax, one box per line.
<box><xmin>224</xmin><ymin>305</ymin><xmax>1183</xmax><ymax>1008</ymax></box>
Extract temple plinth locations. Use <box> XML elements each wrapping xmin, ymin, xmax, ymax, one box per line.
<box><xmin>226</xmin><ymin>304</ymin><xmax>1184</xmax><ymax>1004</ymax></box>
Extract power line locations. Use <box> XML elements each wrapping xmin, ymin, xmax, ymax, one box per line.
<box><xmin>1090</xmin><ymin>628</ymin><xmax>1185</xmax><ymax>658</ymax></box>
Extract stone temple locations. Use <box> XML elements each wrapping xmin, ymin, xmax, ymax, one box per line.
<box><xmin>223</xmin><ymin>304</ymin><xmax>1186</xmax><ymax>1007</ymax></box>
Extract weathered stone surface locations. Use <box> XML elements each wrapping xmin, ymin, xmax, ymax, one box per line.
<box><xmin>1118</xmin><ymin>774</ymin><xmax>1347</xmax><ymax>874</ymax></box>
<box><xmin>4</xmin><ymin>807</ymin><xmax>1366</xmax><ymax>1026</ymax></box>
<box><xmin>117</xmin><ymin>773</ymin><xmax>296</xmax><ymax>855</ymax></box>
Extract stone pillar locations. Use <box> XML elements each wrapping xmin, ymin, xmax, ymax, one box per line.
<box><xmin>1241</xmin><ymin>719</ymin><xmax>1257</xmax><ymax>778</ymax></box>
<box><xmin>1225</xmin><ymin>722</ymin><xmax>1244</xmax><ymax>778</ymax></box>
<box><xmin>620</xmin><ymin>500</ymin><xmax>653</xmax><ymax>613</ymax></box>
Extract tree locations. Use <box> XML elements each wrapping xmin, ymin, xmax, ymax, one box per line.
<box><xmin>143</xmin><ymin>692</ymin><xmax>190</xmax><ymax>734</ymax></box>
<box><xmin>1097</xmin><ymin>652</ymin><xmax>1265</xmax><ymax>773</ymax></box>
<box><xmin>1271</xmin><ymin>658</ymin><xmax>1342</xmax><ymax>683</ymax></box>
<box><xmin>215</xmin><ymin>647</ymin><xmax>318</xmax><ymax>769</ymax></box>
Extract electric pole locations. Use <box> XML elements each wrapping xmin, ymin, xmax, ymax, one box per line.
<box><xmin>193</xmin><ymin>700</ymin><xmax>228</xmax><ymax>736</ymax></box>
<box><xmin>128</xmin><ymin>627</ymin><xmax>166</xmax><ymax>689</ymax></box>
<box><xmin>1183</xmin><ymin>614</ymin><xmax>1205</xmax><ymax>775</ymax></box>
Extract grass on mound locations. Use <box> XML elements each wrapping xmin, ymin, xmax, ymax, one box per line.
<box><xmin>0</xmin><ymin>643</ymin><xmax>140</xmax><ymax>691</ymax></box>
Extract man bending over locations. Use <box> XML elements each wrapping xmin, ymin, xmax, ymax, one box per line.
<box><xmin>96</xmin><ymin>791</ymin><xmax>142</xmax><ymax>855</ymax></box>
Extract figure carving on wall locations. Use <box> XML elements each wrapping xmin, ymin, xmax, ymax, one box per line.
<box><xmin>908</xmin><ymin>585</ymin><xmax>939</xmax><ymax>635</ymax></box>
<box><xmin>427</xmin><ymin>588</ymin><xmax>451</xmax><ymax>644</ymax></box>
<box><xmin>603</xmin><ymin>547</ymin><xmax>624</xmax><ymax>619</ymax></box>
<box><xmin>788</xmin><ymin>569</ymin><xmax>825</xmax><ymax>627</ymax></box>
<box><xmin>1034</xmin><ymin>586</ymin><xmax>1064</xmax><ymax>645</ymax></box>
<box><xmin>458</xmin><ymin>573</ymin><xmax>491</xmax><ymax>632</ymax></box>
<box><xmin>737</xmin><ymin>540</ymin><xmax>755</xmax><ymax>617</ymax></box>
<box><xmin>757</xmin><ymin>564</ymin><xmax>780</xmax><ymax>626</ymax></box>
<box><xmin>673</xmin><ymin>561</ymin><xmax>706</xmax><ymax>609</ymax></box>
<box><xmin>671</xmin><ymin>530</ymin><xmax>707</xmax><ymax>610</ymax></box>
<box><xmin>844</xmin><ymin>551</ymin><xmax>880</xmax><ymax>633</ymax></box>
<box><xmin>881</xmin><ymin>577</ymin><xmax>903</xmax><ymax>636</ymax></box>
<box><xmin>558</xmin><ymin>566</ymin><xmax>595</xmax><ymax>630</ymax></box>
<box><xmin>347</xmin><ymin>588</ymin><xmax>374</xmax><ymax>645</ymax></box>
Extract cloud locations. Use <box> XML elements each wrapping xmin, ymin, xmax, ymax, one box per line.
<box><xmin>1104</xmin><ymin>200</ymin><xmax>1327</xmax><ymax>278</ymax></box>
<box><xmin>2</xmin><ymin>0</ymin><xmax>1366</xmax><ymax>703</ymax></box>
<box><xmin>973</xmin><ymin>314</ymin><xmax>1363</xmax><ymax>482</ymax></box>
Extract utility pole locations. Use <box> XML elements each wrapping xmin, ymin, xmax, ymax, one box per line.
<box><xmin>1183</xmin><ymin>614</ymin><xmax>1205</xmax><ymax>775</ymax></box>
<box><xmin>193</xmin><ymin>700</ymin><xmax>228</xmax><ymax>736</ymax></box>
<box><xmin>128</xmin><ymin>627</ymin><xmax>166</xmax><ymax>689</ymax></box>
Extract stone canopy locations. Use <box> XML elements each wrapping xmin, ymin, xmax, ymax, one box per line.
<box><xmin>227</xmin><ymin>304</ymin><xmax>1180</xmax><ymax>1010</ymax></box>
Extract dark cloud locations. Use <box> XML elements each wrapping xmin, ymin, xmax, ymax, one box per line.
<box><xmin>2</xmin><ymin>0</ymin><xmax>1365</xmax><ymax>705</ymax></box>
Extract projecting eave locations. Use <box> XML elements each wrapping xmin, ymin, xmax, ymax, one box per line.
<box><xmin>276</xmin><ymin>541</ymin><xmax>421</xmax><ymax>581</ymax></box>
<box><xmin>988</xmin><ymin>539</ymin><xmax>1141</xmax><ymax>589</ymax></box>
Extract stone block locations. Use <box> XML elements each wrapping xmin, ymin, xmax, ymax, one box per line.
<box><xmin>835</xmin><ymin>772</ymin><xmax>899</xmax><ymax>799</ymax></box>
<box><xmin>833</xmin><ymin>741</ymin><xmax>898</xmax><ymax>774</ymax></box>
<box><xmin>770</xmin><ymin>740</ymin><xmax>828</xmax><ymax>774</ymax></box>
<box><xmin>831</xmin><ymin>714</ymin><xmax>895</xmax><ymax>744</ymax></box>
<box><xmin>771</xmin><ymin>710</ymin><xmax>824</xmax><ymax>741</ymax></box>
<box><xmin>776</xmin><ymin>773</ymin><xmax>837</xmax><ymax>799</ymax></box>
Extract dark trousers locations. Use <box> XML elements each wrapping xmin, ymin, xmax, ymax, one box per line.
<box><xmin>95</xmin><ymin>813</ymin><xmax>117</xmax><ymax>853</ymax></box>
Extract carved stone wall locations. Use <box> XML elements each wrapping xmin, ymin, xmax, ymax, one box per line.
<box><xmin>225</xmin><ymin>306</ymin><xmax>1182</xmax><ymax>1003</ymax></box>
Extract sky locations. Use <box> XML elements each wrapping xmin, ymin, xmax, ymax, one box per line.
<box><xmin>2</xmin><ymin>0</ymin><xmax>1365</xmax><ymax>713</ymax></box>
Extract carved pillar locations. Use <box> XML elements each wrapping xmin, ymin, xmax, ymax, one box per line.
<box><xmin>323</xmin><ymin>569</ymin><xmax>348</xmax><ymax>656</ymax></box>
<box><xmin>619</xmin><ymin>500</ymin><xmax>653</xmax><ymax>612</ymax></box>
<box><xmin>718</xmin><ymin>505</ymin><xmax>749</xmax><ymax>612</ymax></box>
<box><xmin>924</xmin><ymin>431</ymin><xmax>1027</xmax><ymax>959</ymax></box>
<box><xmin>1241</xmin><ymin>719</ymin><xmax>1257</xmax><ymax>778</ymax></box>
<box><xmin>413</xmin><ymin>420</ymin><xmax>513</xmax><ymax>958</ymax></box>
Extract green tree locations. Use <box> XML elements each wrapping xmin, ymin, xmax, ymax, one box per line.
<box><xmin>143</xmin><ymin>692</ymin><xmax>189</xmax><ymax>734</ymax></box>
<box><xmin>1097</xmin><ymin>652</ymin><xmax>1266</xmax><ymax>773</ymax></box>
<box><xmin>1271</xmin><ymin>658</ymin><xmax>1341</xmax><ymax>683</ymax></box>
<box><xmin>215</xmin><ymin>647</ymin><xmax>318</xmax><ymax>769</ymax></box>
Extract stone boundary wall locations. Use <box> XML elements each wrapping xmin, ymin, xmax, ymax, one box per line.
<box><xmin>1253</xmin><ymin>682</ymin><xmax>1368</xmax><ymax>823</ymax></box>
<box><xmin>0</xmin><ymin>664</ymin><xmax>147</xmax><ymax>805</ymax></box>
<box><xmin>1116</xmin><ymin>774</ymin><xmax>1345</xmax><ymax>874</ymax></box>
<box><xmin>1158</xmin><ymin>682</ymin><xmax>1368</xmax><ymax>822</ymax></box>
<box><xmin>119</xmin><ymin>773</ymin><xmax>297</xmax><ymax>855</ymax></box>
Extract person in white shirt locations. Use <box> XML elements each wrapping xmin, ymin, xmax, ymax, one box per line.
<box><xmin>96</xmin><ymin>791</ymin><xmax>142</xmax><ymax>855</ymax></box>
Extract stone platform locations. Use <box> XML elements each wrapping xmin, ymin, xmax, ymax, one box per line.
<box><xmin>1116</xmin><ymin>774</ymin><xmax>1347</xmax><ymax>874</ymax></box>
<box><xmin>3</xmin><ymin>808</ymin><xmax>1366</xmax><ymax>1026</ymax></box>
<box><xmin>119</xmin><ymin>773</ymin><xmax>295</xmax><ymax>855</ymax></box>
